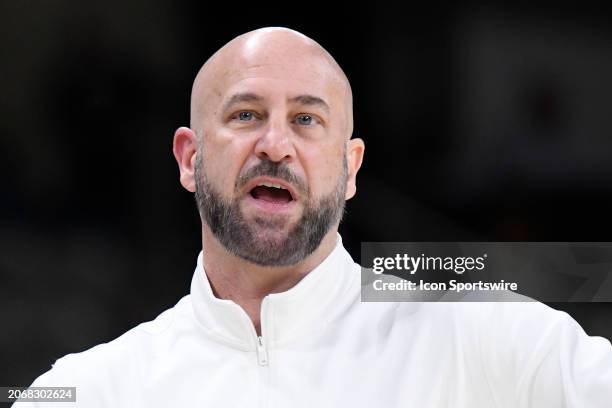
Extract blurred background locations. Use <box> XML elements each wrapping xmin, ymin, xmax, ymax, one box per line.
<box><xmin>2</xmin><ymin>1</ymin><xmax>612</xmax><ymax>387</ymax></box>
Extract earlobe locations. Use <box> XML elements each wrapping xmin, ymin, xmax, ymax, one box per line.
<box><xmin>345</xmin><ymin>138</ymin><xmax>365</xmax><ymax>200</ymax></box>
<box><xmin>172</xmin><ymin>127</ymin><xmax>199</xmax><ymax>193</ymax></box>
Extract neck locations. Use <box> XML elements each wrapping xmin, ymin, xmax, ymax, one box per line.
<box><xmin>200</xmin><ymin>226</ymin><xmax>339</xmax><ymax>335</ymax></box>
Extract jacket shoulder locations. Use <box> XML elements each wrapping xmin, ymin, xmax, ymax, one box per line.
<box><xmin>26</xmin><ymin>295</ymin><xmax>193</xmax><ymax>405</ymax></box>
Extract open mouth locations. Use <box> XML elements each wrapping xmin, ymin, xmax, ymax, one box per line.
<box><xmin>249</xmin><ymin>182</ymin><xmax>294</xmax><ymax>204</ymax></box>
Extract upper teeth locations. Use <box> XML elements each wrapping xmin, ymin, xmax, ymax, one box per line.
<box><xmin>258</xmin><ymin>182</ymin><xmax>285</xmax><ymax>189</ymax></box>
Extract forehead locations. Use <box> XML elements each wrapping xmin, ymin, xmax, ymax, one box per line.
<box><xmin>190</xmin><ymin>32</ymin><xmax>352</xmax><ymax>131</ymax></box>
<box><xmin>215</xmin><ymin>58</ymin><xmax>343</xmax><ymax>108</ymax></box>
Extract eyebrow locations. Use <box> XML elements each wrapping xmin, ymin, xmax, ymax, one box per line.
<box><xmin>290</xmin><ymin>95</ymin><xmax>330</xmax><ymax>113</ymax></box>
<box><xmin>222</xmin><ymin>92</ymin><xmax>330</xmax><ymax>114</ymax></box>
<box><xmin>222</xmin><ymin>92</ymin><xmax>263</xmax><ymax>112</ymax></box>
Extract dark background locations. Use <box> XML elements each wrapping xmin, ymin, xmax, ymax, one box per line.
<box><xmin>2</xmin><ymin>1</ymin><xmax>612</xmax><ymax>386</ymax></box>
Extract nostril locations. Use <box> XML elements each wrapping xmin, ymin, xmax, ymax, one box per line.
<box><xmin>254</xmin><ymin>134</ymin><xmax>295</xmax><ymax>163</ymax></box>
<box><xmin>257</xmin><ymin>151</ymin><xmax>270</xmax><ymax>160</ymax></box>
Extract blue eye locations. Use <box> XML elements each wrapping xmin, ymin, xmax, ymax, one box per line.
<box><xmin>238</xmin><ymin>111</ymin><xmax>254</xmax><ymax>121</ymax></box>
<box><xmin>296</xmin><ymin>114</ymin><xmax>313</xmax><ymax>125</ymax></box>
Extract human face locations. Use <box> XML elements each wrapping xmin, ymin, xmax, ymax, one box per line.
<box><xmin>194</xmin><ymin>50</ymin><xmax>352</xmax><ymax>265</ymax></box>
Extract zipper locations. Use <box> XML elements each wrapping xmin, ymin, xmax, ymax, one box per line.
<box><xmin>256</xmin><ymin>300</ymin><xmax>270</xmax><ymax>408</ymax></box>
<box><xmin>256</xmin><ymin>335</ymin><xmax>269</xmax><ymax>366</ymax></box>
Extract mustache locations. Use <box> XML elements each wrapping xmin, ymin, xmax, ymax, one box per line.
<box><xmin>237</xmin><ymin>160</ymin><xmax>308</xmax><ymax>194</ymax></box>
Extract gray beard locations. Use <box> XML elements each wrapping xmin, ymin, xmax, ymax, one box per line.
<box><xmin>194</xmin><ymin>152</ymin><xmax>347</xmax><ymax>267</ymax></box>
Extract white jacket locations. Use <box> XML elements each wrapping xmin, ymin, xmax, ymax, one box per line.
<box><xmin>18</xmin><ymin>237</ymin><xmax>612</xmax><ymax>407</ymax></box>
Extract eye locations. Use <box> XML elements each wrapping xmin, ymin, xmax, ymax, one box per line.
<box><xmin>238</xmin><ymin>111</ymin><xmax>254</xmax><ymax>121</ymax></box>
<box><xmin>296</xmin><ymin>114</ymin><xmax>315</xmax><ymax>126</ymax></box>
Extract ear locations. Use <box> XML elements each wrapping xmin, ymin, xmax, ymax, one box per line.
<box><xmin>344</xmin><ymin>137</ymin><xmax>365</xmax><ymax>200</ymax></box>
<box><xmin>172</xmin><ymin>127</ymin><xmax>198</xmax><ymax>192</ymax></box>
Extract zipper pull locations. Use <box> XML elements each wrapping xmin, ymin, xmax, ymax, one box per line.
<box><xmin>256</xmin><ymin>336</ymin><xmax>269</xmax><ymax>366</ymax></box>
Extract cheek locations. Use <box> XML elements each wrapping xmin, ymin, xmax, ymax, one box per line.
<box><xmin>300</xmin><ymin>144</ymin><xmax>345</xmax><ymax>195</ymax></box>
<box><xmin>201</xmin><ymin>130</ymin><xmax>255</xmax><ymax>193</ymax></box>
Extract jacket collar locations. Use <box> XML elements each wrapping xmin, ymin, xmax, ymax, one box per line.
<box><xmin>190</xmin><ymin>234</ymin><xmax>358</xmax><ymax>349</ymax></box>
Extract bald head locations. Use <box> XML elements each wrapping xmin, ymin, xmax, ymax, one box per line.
<box><xmin>190</xmin><ymin>27</ymin><xmax>353</xmax><ymax>138</ymax></box>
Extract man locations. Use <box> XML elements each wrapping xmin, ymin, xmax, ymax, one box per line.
<box><xmin>19</xmin><ymin>27</ymin><xmax>612</xmax><ymax>407</ymax></box>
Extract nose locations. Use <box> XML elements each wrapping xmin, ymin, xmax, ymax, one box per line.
<box><xmin>254</xmin><ymin>115</ymin><xmax>296</xmax><ymax>163</ymax></box>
